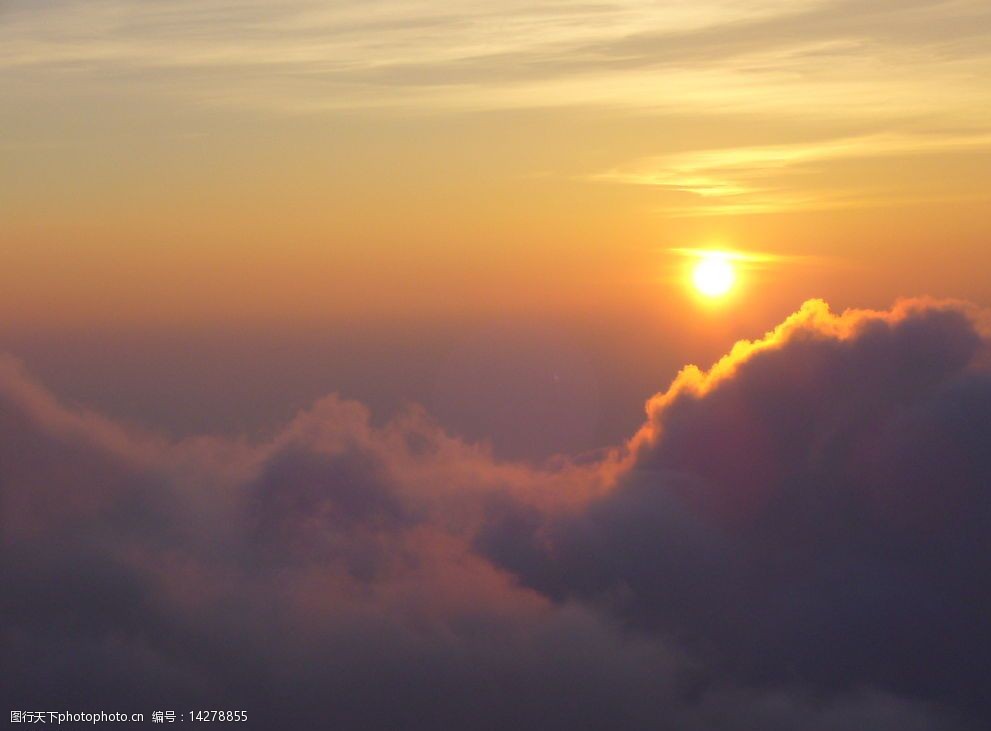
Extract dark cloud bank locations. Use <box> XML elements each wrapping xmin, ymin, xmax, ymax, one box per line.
<box><xmin>3</xmin><ymin>299</ymin><xmax>990</xmax><ymax>730</ymax></box>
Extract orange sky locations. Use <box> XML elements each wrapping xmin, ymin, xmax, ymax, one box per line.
<box><xmin>2</xmin><ymin>0</ymin><xmax>991</xmax><ymax>332</ymax></box>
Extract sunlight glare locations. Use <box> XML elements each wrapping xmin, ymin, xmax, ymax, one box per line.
<box><xmin>692</xmin><ymin>253</ymin><xmax>735</xmax><ymax>298</ymax></box>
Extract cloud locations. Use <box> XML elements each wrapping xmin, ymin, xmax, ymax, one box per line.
<box><xmin>482</xmin><ymin>298</ymin><xmax>991</xmax><ymax>723</ymax></box>
<box><xmin>594</xmin><ymin>132</ymin><xmax>991</xmax><ymax>215</ymax></box>
<box><xmin>3</xmin><ymin>353</ymin><xmax>675</xmax><ymax>729</ymax></box>
<box><xmin>5</xmin><ymin>1</ymin><xmax>991</xmax><ymax>223</ymax></box>
<box><xmin>2</xmin><ymin>0</ymin><xmax>990</xmax><ymax>119</ymax></box>
<box><xmin>3</xmin><ymin>298</ymin><xmax>991</xmax><ymax>729</ymax></box>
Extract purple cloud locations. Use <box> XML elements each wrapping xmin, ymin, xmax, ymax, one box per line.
<box><xmin>3</xmin><ymin>298</ymin><xmax>989</xmax><ymax>729</ymax></box>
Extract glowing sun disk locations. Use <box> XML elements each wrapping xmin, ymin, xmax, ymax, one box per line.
<box><xmin>693</xmin><ymin>254</ymin><xmax>735</xmax><ymax>298</ymax></box>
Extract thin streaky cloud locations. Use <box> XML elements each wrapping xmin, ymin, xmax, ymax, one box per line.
<box><xmin>1</xmin><ymin>0</ymin><xmax>989</xmax><ymax>119</ymax></box>
<box><xmin>595</xmin><ymin>132</ymin><xmax>991</xmax><ymax>214</ymax></box>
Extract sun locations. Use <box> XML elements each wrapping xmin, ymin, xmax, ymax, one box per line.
<box><xmin>692</xmin><ymin>253</ymin><xmax>735</xmax><ymax>298</ymax></box>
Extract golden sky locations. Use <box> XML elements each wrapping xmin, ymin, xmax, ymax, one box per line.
<box><xmin>7</xmin><ymin>7</ymin><xmax>991</xmax><ymax>722</ymax></box>
<box><xmin>2</xmin><ymin>0</ymin><xmax>990</xmax><ymax>329</ymax></box>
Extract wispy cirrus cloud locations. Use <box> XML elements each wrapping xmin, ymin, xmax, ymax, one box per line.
<box><xmin>593</xmin><ymin>131</ymin><xmax>991</xmax><ymax>215</ymax></box>
<box><xmin>4</xmin><ymin>0</ymin><xmax>991</xmax><ymax>228</ymax></box>
<box><xmin>2</xmin><ymin>0</ymin><xmax>990</xmax><ymax>117</ymax></box>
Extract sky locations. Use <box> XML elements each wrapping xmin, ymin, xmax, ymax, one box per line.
<box><xmin>3</xmin><ymin>0</ymin><xmax>991</xmax><ymax>331</ymax></box>
<box><xmin>3</xmin><ymin>0</ymin><xmax>991</xmax><ymax>455</ymax></box>
<box><xmin>3</xmin><ymin>1</ymin><xmax>991</xmax><ymax>729</ymax></box>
